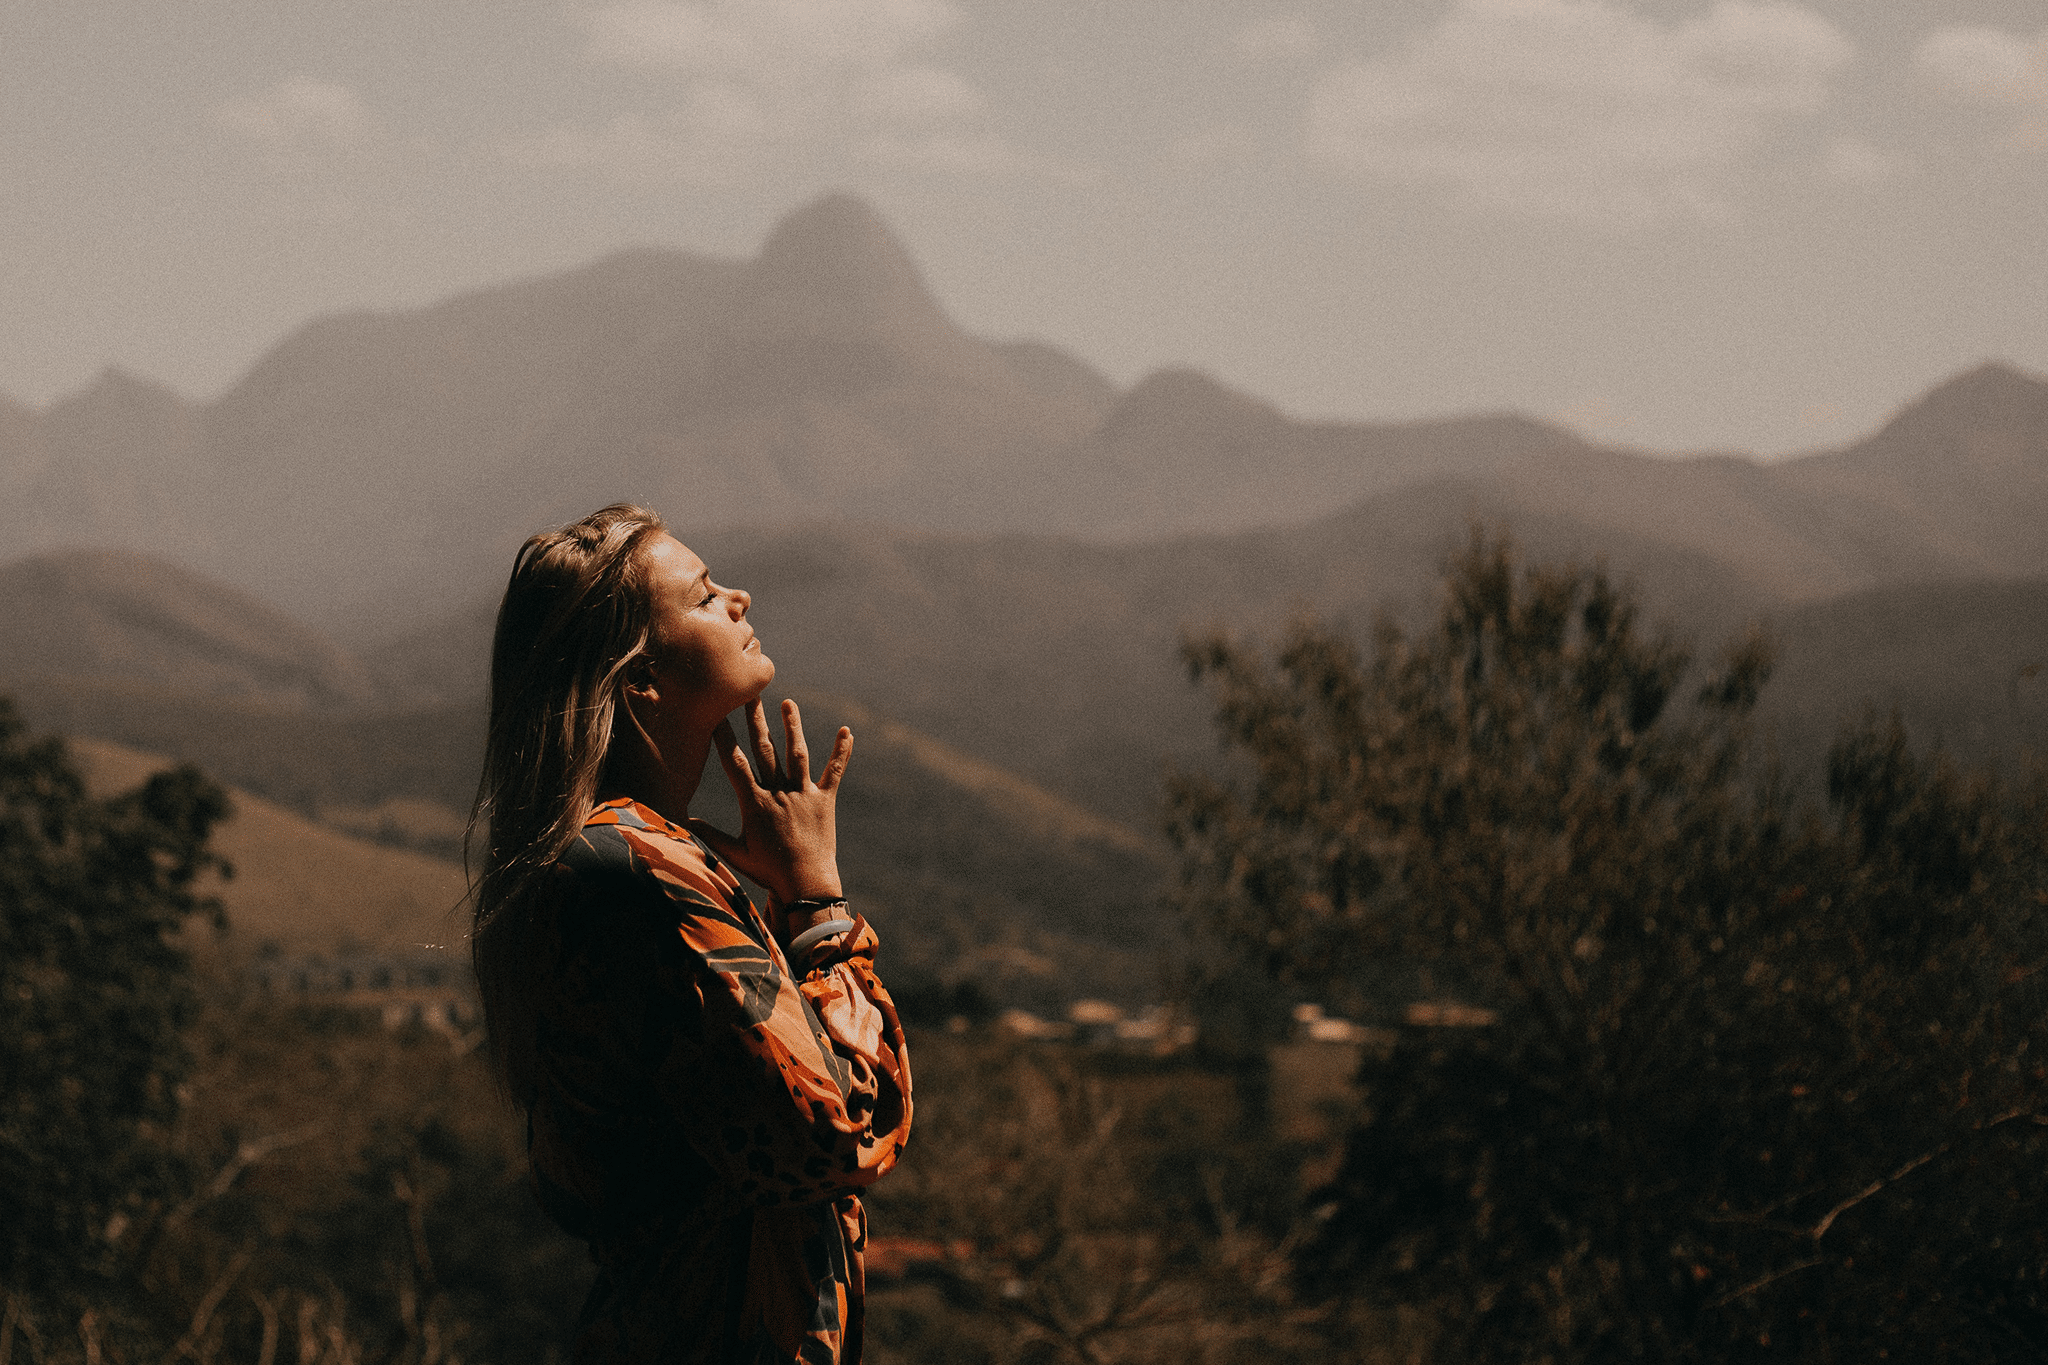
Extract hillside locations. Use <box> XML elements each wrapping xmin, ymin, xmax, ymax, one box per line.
<box><xmin>7</xmin><ymin>491</ymin><xmax>2041</xmax><ymax>852</ymax></box>
<box><xmin>0</xmin><ymin>549</ymin><xmax>375</xmax><ymax>709</ymax></box>
<box><xmin>1757</xmin><ymin>577</ymin><xmax>2048</xmax><ymax>780</ymax></box>
<box><xmin>68</xmin><ymin>735</ymin><xmax>469</xmax><ymax>959</ymax></box>
<box><xmin>8</xmin><ymin>666</ymin><xmax>1169</xmax><ymax>1009</ymax></box>
<box><xmin>1775</xmin><ymin>363</ymin><xmax>2048</xmax><ymax>582</ymax></box>
<box><xmin>9</xmin><ymin>540</ymin><xmax>2042</xmax><ymax>1008</ymax></box>
<box><xmin>364</xmin><ymin>485</ymin><xmax>1778</xmax><ymax>821</ymax></box>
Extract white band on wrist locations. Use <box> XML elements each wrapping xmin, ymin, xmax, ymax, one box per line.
<box><xmin>789</xmin><ymin>917</ymin><xmax>856</xmax><ymax>965</ymax></box>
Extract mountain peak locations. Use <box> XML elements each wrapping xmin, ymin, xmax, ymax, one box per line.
<box><xmin>49</xmin><ymin>365</ymin><xmax>189</xmax><ymax>417</ymax></box>
<box><xmin>722</xmin><ymin>191</ymin><xmax>1012</xmax><ymax>396</ymax></box>
<box><xmin>1098</xmin><ymin>367</ymin><xmax>1283</xmax><ymax>443</ymax></box>
<box><xmin>1881</xmin><ymin>360</ymin><xmax>2048</xmax><ymax>440</ymax></box>
<box><xmin>748</xmin><ymin>191</ymin><xmax>932</xmax><ymax>314</ymax></box>
<box><xmin>42</xmin><ymin>366</ymin><xmax>196</xmax><ymax>461</ymax></box>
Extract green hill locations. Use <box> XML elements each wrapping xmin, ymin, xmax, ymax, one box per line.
<box><xmin>10</xmin><ymin>674</ymin><xmax>1167</xmax><ymax>1011</ymax></box>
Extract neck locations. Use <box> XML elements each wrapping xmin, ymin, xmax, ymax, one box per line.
<box><xmin>603</xmin><ymin>723</ymin><xmax>714</xmax><ymax>826</ymax></box>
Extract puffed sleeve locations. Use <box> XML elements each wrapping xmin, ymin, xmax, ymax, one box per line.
<box><xmin>621</xmin><ymin>825</ymin><xmax>914</xmax><ymax>1207</ymax></box>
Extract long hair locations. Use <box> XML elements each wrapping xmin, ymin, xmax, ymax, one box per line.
<box><xmin>469</xmin><ymin>503</ymin><xmax>668</xmax><ymax>1104</ymax></box>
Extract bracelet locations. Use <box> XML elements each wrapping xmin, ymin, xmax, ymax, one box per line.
<box><xmin>783</xmin><ymin>896</ymin><xmax>850</xmax><ymax>917</ymax></box>
<box><xmin>789</xmin><ymin>917</ymin><xmax>856</xmax><ymax>965</ymax></box>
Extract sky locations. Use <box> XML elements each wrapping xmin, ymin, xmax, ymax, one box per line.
<box><xmin>3</xmin><ymin>0</ymin><xmax>2045</xmax><ymax>455</ymax></box>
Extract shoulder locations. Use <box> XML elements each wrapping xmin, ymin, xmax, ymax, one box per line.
<box><xmin>566</xmin><ymin>798</ymin><xmax>753</xmax><ymax>922</ymax></box>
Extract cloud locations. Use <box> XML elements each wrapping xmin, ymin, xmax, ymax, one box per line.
<box><xmin>511</xmin><ymin>0</ymin><xmax>1041</xmax><ymax>181</ymax></box>
<box><xmin>1233</xmin><ymin>16</ymin><xmax>1318</xmax><ymax>61</ymax></box>
<box><xmin>1820</xmin><ymin>134</ymin><xmax>1909</xmax><ymax>185</ymax></box>
<box><xmin>504</xmin><ymin>106</ymin><xmax>765</xmax><ymax>183</ymax></box>
<box><xmin>1915</xmin><ymin>26</ymin><xmax>2048</xmax><ymax>109</ymax></box>
<box><xmin>1167</xmin><ymin>126</ymin><xmax>1261</xmax><ymax>169</ymax></box>
<box><xmin>1914</xmin><ymin>25</ymin><xmax>2048</xmax><ymax>148</ymax></box>
<box><xmin>215</xmin><ymin>81</ymin><xmax>372</xmax><ymax>157</ymax></box>
<box><xmin>1306</xmin><ymin>0</ymin><xmax>1855</xmax><ymax>223</ymax></box>
<box><xmin>850</xmin><ymin>64</ymin><xmax>983</xmax><ymax>127</ymax></box>
<box><xmin>584</xmin><ymin>0</ymin><xmax>959</xmax><ymax>76</ymax></box>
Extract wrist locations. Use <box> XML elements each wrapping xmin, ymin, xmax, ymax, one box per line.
<box><xmin>789</xmin><ymin>914</ymin><xmax>856</xmax><ymax>967</ymax></box>
<box><xmin>782</xmin><ymin>895</ymin><xmax>850</xmax><ymax>938</ymax></box>
<box><xmin>780</xmin><ymin>863</ymin><xmax>842</xmax><ymax>904</ymax></box>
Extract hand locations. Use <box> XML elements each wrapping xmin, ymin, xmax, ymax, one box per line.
<box><xmin>687</xmin><ymin>699</ymin><xmax>852</xmax><ymax>923</ymax></box>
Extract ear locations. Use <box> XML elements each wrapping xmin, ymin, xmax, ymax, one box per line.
<box><xmin>621</xmin><ymin>654</ymin><xmax>660</xmax><ymax>705</ymax></box>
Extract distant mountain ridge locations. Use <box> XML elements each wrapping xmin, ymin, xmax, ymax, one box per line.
<box><xmin>13</xmin><ymin>192</ymin><xmax>2036</xmax><ymax>627</ymax></box>
<box><xmin>0</xmin><ymin>549</ymin><xmax>374</xmax><ymax>710</ymax></box>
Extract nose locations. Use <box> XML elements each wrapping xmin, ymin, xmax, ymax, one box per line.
<box><xmin>727</xmin><ymin>585</ymin><xmax>751</xmax><ymax>617</ymax></box>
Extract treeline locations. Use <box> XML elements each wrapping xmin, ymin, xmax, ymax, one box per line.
<box><xmin>4</xmin><ymin>534</ymin><xmax>2046</xmax><ymax>1363</ymax></box>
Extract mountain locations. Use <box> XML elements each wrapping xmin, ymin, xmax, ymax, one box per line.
<box><xmin>0</xmin><ymin>548</ymin><xmax>375</xmax><ymax>710</ymax></box>
<box><xmin>1776</xmin><ymin>363</ymin><xmax>2048</xmax><ymax>581</ymax></box>
<box><xmin>3</xmin><ymin>192</ymin><xmax>2044</xmax><ymax>818</ymax></box>
<box><xmin>2</xmin><ymin>545</ymin><xmax>1170</xmax><ymax>1007</ymax></box>
<box><xmin>1</xmin><ymin>369</ymin><xmax>205</xmax><ymax>556</ymax></box>
<box><xmin>359</xmin><ymin>481</ymin><xmax>1779</xmax><ymax>827</ymax></box>
<box><xmin>0</xmin><ymin>191</ymin><xmax>1737</xmax><ymax>624</ymax></box>
<box><xmin>12</xmin><ymin>194</ymin><xmax>1119</xmax><ymax>618</ymax></box>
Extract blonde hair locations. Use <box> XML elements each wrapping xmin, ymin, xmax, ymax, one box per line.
<box><xmin>469</xmin><ymin>503</ymin><xmax>668</xmax><ymax>1103</ymax></box>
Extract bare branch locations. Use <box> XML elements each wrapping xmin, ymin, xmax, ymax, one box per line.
<box><xmin>1709</xmin><ymin>1258</ymin><xmax>1825</xmax><ymax>1309</ymax></box>
<box><xmin>246</xmin><ymin>1291</ymin><xmax>278</xmax><ymax>1365</ymax></box>
<box><xmin>160</xmin><ymin>1124</ymin><xmax>327</xmax><ymax>1236</ymax></box>
<box><xmin>158</xmin><ymin>1250</ymin><xmax>250</xmax><ymax>1365</ymax></box>
<box><xmin>1810</xmin><ymin>1108</ymin><xmax>2040</xmax><ymax>1241</ymax></box>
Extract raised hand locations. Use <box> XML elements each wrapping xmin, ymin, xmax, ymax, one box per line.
<box><xmin>686</xmin><ymin>698</ymin><xmax>852</xmax><ymax>922</ymax></box>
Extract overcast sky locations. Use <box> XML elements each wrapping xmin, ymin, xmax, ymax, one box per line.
<box><xmin>4</xmin><ymin>0</ymin><xmax>2044</xmax><ymax>454</ymax></box>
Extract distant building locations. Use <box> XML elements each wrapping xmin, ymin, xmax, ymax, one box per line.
<box><xmin>246</xmin><ymin>949</ymin><xmax>479</xmax><ymax>1050</ymax></box>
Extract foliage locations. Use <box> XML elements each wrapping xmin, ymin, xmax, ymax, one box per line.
<box><xmin>0</xmin><ymin>696</ymin><xmax>228</xmax><ymax>1306</ymax></box>
<box><xmin>1166</xmin><ymin>532</ymin><xmax>2048</xmax><ymax>1361</ymax></box>
<box><xmin>0</xmin><ymin>699</ymin><xmax>589</xmax><ymax>1363</ymax></box>
<box><xmin>151</xmin><ymin>992</ymin><xmax>590</xmax><ymax>1365</ymax></box>
<box><xmin>861</xmin><ymin>1033</ymin><xmax>1374</xmax><ymax>1365</ymax></box>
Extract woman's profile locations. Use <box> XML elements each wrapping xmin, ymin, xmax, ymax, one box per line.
<box><xmin>468</xmin><ymin>503</ymin><xmax>912</xmax><ymax>1364</ymax></box>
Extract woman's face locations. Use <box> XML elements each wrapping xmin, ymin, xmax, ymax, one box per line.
<box><xmin>638</xmin><ymin>534</ymin><xmax>775</xmax><ymax>725</ymax></box>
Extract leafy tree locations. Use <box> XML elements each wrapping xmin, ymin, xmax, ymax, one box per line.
<box><xmin>0</xmin><ymin>698</ymin><xmax>229</xmax><ymax>1312</ymax></box>
<box><xmin>1167</xmin><ymin>533</ymin><xmax>2048</xmax><ymax>1361</ymax></box>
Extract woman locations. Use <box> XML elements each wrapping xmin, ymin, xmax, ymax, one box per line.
<box><xmin>469</xmin><ymin>503</ymin><xmax>912</xmax><ymax>1365</ymax></box>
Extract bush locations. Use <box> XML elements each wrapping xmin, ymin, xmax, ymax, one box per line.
<box><xmin>0</xmin><ymin>696</ymin><xmax>227</xmax><ymax>1317</ymax></box>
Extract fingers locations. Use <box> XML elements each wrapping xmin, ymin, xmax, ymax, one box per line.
<box><xmin>745</xmin><ymin>699</ymin><xmax>779</xmax><ymax>783</ymax></box>
<box><xmin>713</xmin><ymin>719</ymin><xmax>764</xmax><ymax>798</ymax></box>
<box><xmin>782</xmin><ymin>699</ymin><xmax>810</xmax><ymax>786</ymax></box>
<box><xmin>818</xmin><ymin>726</ymin><xmax>853</xmax><ymax>792</ymax></box>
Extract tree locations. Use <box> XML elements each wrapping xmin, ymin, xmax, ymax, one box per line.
<box><xmin>1166</xmin><ymin>533</ymin><xmax>2048</xmax><ymax>1360</ymax></box>
<box><xmin>0</xmin><ymin>698</ymin><xmax>229</xmax><ymax>1312</ymax></box>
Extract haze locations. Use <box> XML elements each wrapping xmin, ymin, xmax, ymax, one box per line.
<box><xmin>5</xmin><ymin>0</ymin><xmax>2045</xmax><ymax>457</ymax></box>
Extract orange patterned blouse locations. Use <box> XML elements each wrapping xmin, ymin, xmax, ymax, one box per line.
<box><xmin>525</xmin><ymin>798</ymin><xmax>913</xmax><ymax>1364</ymax></box>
